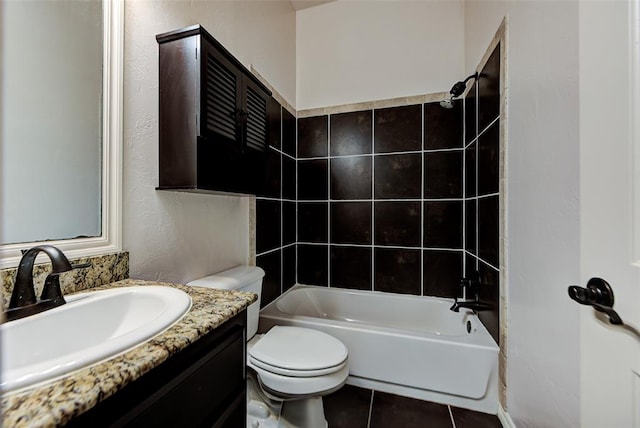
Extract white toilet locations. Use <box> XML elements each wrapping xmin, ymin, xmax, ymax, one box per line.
<box><xmin>187</xmin><ymin>266</ymin><xmax>349</xmax><ymax>428</ymax></box>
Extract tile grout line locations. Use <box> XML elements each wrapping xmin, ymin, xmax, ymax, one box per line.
<box><xmin>366</xmin><ymin>389</ymin><xmax>375</xmax><ymax>428</ymax></box>
<box><xmin>256</xmin><ymin>196</ymin><xmax>297</xmax><ymax>203</ymax></box>
<box><xmin>298</xmin><ymin>147</ymin><xmax>462</xmax><ymax>162</ymax></box>
<box><xmin>371</xmin><ymin>109</ymin><xmax>375</xmax><ymax>292</ymax></box>
<box><xmin>474</xmin><ymin>82</ymin><xmax>480</xmax><ymax>273</ymax></box>
<box><xmin>327</xmin><ymin>114</ymin><xmax>331</xmax><ymax>288</ymax></box>
<box><xmin>280</xmin><ymin>105</ymin><xmax>284</xmax><ymax>295</ymax></box>
<box><xmin>295</xmin><ymin>109</ymin><xmax>299</xmax><ymax>286</ymax></box>
<box><xmin>420</xmin><ymin>102</ymin><xmax>425</xmax><ymax>296</ymax></box>
<box><xmin>448</xmin><ymin>405</ymin><xmax>457</xmax><ymax>428</ymax></box>
<box><xmin>462</xmin><ymin>97</ymin><xmax>467</xmax><ymax>288</ymax></box>
<box><xmin>296</xmin><ymin>241</ymin><xmax>465</xmax><ymax>252</ymax></box>
<box><xmin>467</xmin><ymin>193</ymin><xmax>500</xmax><ymax>200</ymax></box>
<box><xmin>473</xmin><ymin>85</ymin><xmax>480</xmax><ymax>272</ymax></box>
<box><xmin>479</xmin><ymin>115</ymin><xmax>500</xmax><ymax>139</ymax></box>
<box><xmin>463</xmin><ymin>114</ymin><xmax>499</xmax><ymax>149</ymax></box>
<box><xmin>297</xmin><ymin>198</ymin><xmax>465</xmax><ymax>203</ymax></box>
<box><xmin>477</xmin><ymin>254</ymin><xmax>500</xmax><ymax>272</ymax></box>
<box><xmin>296</xmin><ymin>147</ymin><xmax>463</xmax><ymax>161</ymax></box>
<box><xmin>269</xmin><ymin>144</ymin><xmax>296</xmax><ymax>161</ymax></box>
<box><xmin>257</xmin><ymin>242</ymin><xmax>296</xmax><ymax>258</ymax></box>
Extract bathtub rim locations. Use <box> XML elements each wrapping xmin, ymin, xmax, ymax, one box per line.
<box><xmin>260</xmin><ymin>284</ymin><xmax>499</xmax><ymax>351</ymax></box>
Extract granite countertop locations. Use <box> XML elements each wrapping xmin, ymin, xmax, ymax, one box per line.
<box><xmin>1</xmin><ymin>279</ymin><xmax>257</xmax><ymax>428</ymax></box>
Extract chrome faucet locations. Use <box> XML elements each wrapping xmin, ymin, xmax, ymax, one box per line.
<box><xmin>6</xmin><ymin>245</ymin><xmax>74</xmax><ymax>322</ymax></box>
<box><xmin>449</xmin><ymin>271</ymin><xmax>492</xmax><ymax>313</ymax></box>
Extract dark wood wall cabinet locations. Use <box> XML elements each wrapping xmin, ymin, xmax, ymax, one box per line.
<box><xmin>67</xmin><ymin>311</ymin><xmax>247</xmax><ymax>428</ymax></box>
<box><xmin>156</xmin><ymin>25</ymin><xmax>272</xmax><ymax>196</ymax></box>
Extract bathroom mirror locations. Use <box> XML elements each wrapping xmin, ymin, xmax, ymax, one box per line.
<box><xmin>0</xmin><ymin>0</ymin><xmax>122</xmax><ymax>268</ymax></box>
<box><xmin>633</xmin><ymin>0</ymin><xmax>640</xmax><ymax>266</ymax></box>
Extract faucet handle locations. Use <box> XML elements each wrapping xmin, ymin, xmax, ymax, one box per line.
<box><xmin>39</xmin><ymin>261</ymin><xmax>91</xmax><ymax>302</ymax></box>
<box><xmin>460</xmin><ymin>271</ymin><xmax>480</xmax><ymax>298</ymax></box>
<box><xmin>40</xmin><ymin>273</ymin><xmax>66</xmax><ymax>304</ymax></box>
<box><xmin>71</xmin><ymin>262</ymin><xmax>91</xmax><ymax>270</ymax></box>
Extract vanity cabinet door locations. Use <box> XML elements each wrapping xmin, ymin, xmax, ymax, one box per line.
<box><xmin>125</xmin><ymin>327</ymin><xmax>244</xmax><ymax>427</ymax></box>
<box><xmin>67</xmin><ymin>311</ymin><xmax>247</xmax><ymax>428</ymax></box>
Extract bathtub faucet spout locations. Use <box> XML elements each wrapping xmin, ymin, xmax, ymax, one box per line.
<box><xmin>449</xmin><ymin>298</ymin><xmax>493</xmax><ymax>313</ymax></box>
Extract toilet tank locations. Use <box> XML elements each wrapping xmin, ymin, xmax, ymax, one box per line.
<box><xmin>187</xmin><ymin>265</ymin><xmax>264</xmax><ymax>340</ymax></box>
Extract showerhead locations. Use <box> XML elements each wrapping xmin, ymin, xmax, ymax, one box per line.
<box><xmin>439</xmin><ymin>98</ymin><xmax>454</xmax><ymax>109</ymax></box>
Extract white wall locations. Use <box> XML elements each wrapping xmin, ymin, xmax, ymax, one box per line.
<box><xmin>1</xmin><ymin>0</ymin><xmax>102</xmax><ymax>244</ymax></box>
<box><xmin>296</xmin><ymin>0</ymin><xmax>465</xmax><ymax>110</ymax></box>
<box><xmin>123</xmin><ymin>0</ymin><xmax>296</xmax><ymax>282</ymax></box>
<box><xmin>580</xmin><ymin>2</ymin><xmax>640</xmax><ymax>426</ymax></box>
<box><xmin>465</xmin><ymin>2</ymin><xmax>581</xmax><ymax>427</ymax></box>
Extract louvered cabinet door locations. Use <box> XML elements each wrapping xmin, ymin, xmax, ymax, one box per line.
<box><xmin>239</xmin><ymin>79</ymin><xmax>268</xmax><ymax>195</ymax></box>
<box><xmin>200</xmin><ymin>43</ymin><xmax>242</xmax><ymax>148</ymax></box>
<box><xmin>243</xmin><ymin>79</ymin><xmax>268</xmax><ymax>154</ymax></box>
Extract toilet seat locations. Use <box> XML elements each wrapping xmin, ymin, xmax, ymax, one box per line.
<box><xmin>250</xmin><ymin>357</ymin><xmax>347</xmax><ymax>378</ymax></box>
<box><xmin>251</xmin><ymin>363</ymin><xmax>349</xmax><ymax>398</ymax></box>
<box><xmin>249</xmin><ymin>326</ymin><xmax>348</xmax><ymax>377</ymax></box>
<box><xmin>247</xmin><ymin>326</ymin><xmax>349</xmax><ymax>397</ymax></box>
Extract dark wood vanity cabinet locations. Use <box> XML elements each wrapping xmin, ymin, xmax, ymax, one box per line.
<box><xmin>67</xmin><ymin>311</ymin><xmax>247</xmax><ymax>428</ymax></box>
<box><xmin>156</xmin><ymin>25</ymin><xmax>271</xmax><ymax>195</ymax></box>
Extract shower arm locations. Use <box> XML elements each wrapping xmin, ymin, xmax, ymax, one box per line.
<box><xmin>440</xmin><ymin>72</ymin><xmax>480</xmax><ymax>109</ymax></box>
<box><xmin>449</xmin><ymin>72</ymin><xmax>479</xmax><ymax>98</ymax></box>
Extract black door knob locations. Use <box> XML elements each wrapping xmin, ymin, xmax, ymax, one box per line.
<box><xmin>568</xmin><ymin>277</ymin><xmax>623</xmax><ymax>325</ymax></box>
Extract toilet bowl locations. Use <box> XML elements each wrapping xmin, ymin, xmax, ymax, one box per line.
<box><xmin>187</xmin><ymin>266</ymin><xmax>349</xmax><ymax>428</ymax></box>
<box><xmin>249</xmin><ymin>326</ymin><xmax>348</xmax><ymax>397</ymax></box>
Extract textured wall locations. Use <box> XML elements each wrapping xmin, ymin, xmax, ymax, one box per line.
<box><xmin>123</xmin><ymin>0</ymin><xmax>296</xmax><ymax>283</ymax></box>
<box><xmin>296</xmin><ymin>0</ymin><xmax>465</xmax><ymax>110</ymax></box>
<box><xmin>465</xmin><ymin>2</ymin><xmax>581</xmax><ymax>427</ymax></box>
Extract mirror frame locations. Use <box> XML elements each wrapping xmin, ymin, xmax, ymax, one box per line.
<box><xmin>0</xmin><ymin>0</ymin><xmax>123</xmax><ymax>269</ymax></box>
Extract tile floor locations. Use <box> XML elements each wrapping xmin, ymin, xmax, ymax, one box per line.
<box><xmin>324</xmin><ymin>385</ymin><xmax>502</xmax><ymax>428</ymax></box>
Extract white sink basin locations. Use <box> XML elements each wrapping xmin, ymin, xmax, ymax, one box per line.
<box><xmin>1</xmin><ymin>286</ymin><xmax>191</xmax><ymax>393</ymax></box>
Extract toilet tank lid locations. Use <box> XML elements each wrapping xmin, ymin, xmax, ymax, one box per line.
<box><xmin>187</xmin><ymin>265</ymin><xmax>265</xmax><ymax>290</ymax></box>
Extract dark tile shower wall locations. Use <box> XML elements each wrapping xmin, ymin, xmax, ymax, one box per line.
<box><xmin>255</xmin><ymin>44</ymin><xmax>501</xmax><ymax>342</ymax></box>
<box><xmin>465</xmin><ymin>43</ymin><xmax>501</xmax><ymax>343</ymax></box>
<box><xmin>256</xmin><ymin>99</ymin><xmax>297</xmax><ymax>308</ymax></box>
<box><xmin>297</xmin><ymin>102</ymin><xmax>465</xmax><ymax>297</ymax></box>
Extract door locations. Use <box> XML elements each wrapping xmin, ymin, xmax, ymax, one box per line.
<box><xmin>579</xmin><ymin>0</ymin><xmax>640</xmax><ymax>427</ymax></box>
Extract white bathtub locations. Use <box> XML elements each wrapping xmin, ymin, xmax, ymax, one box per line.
<box><xmin>258</xmin><ymin>285</ymin><xmax>499</xmax><ymax>414</ymax></box>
